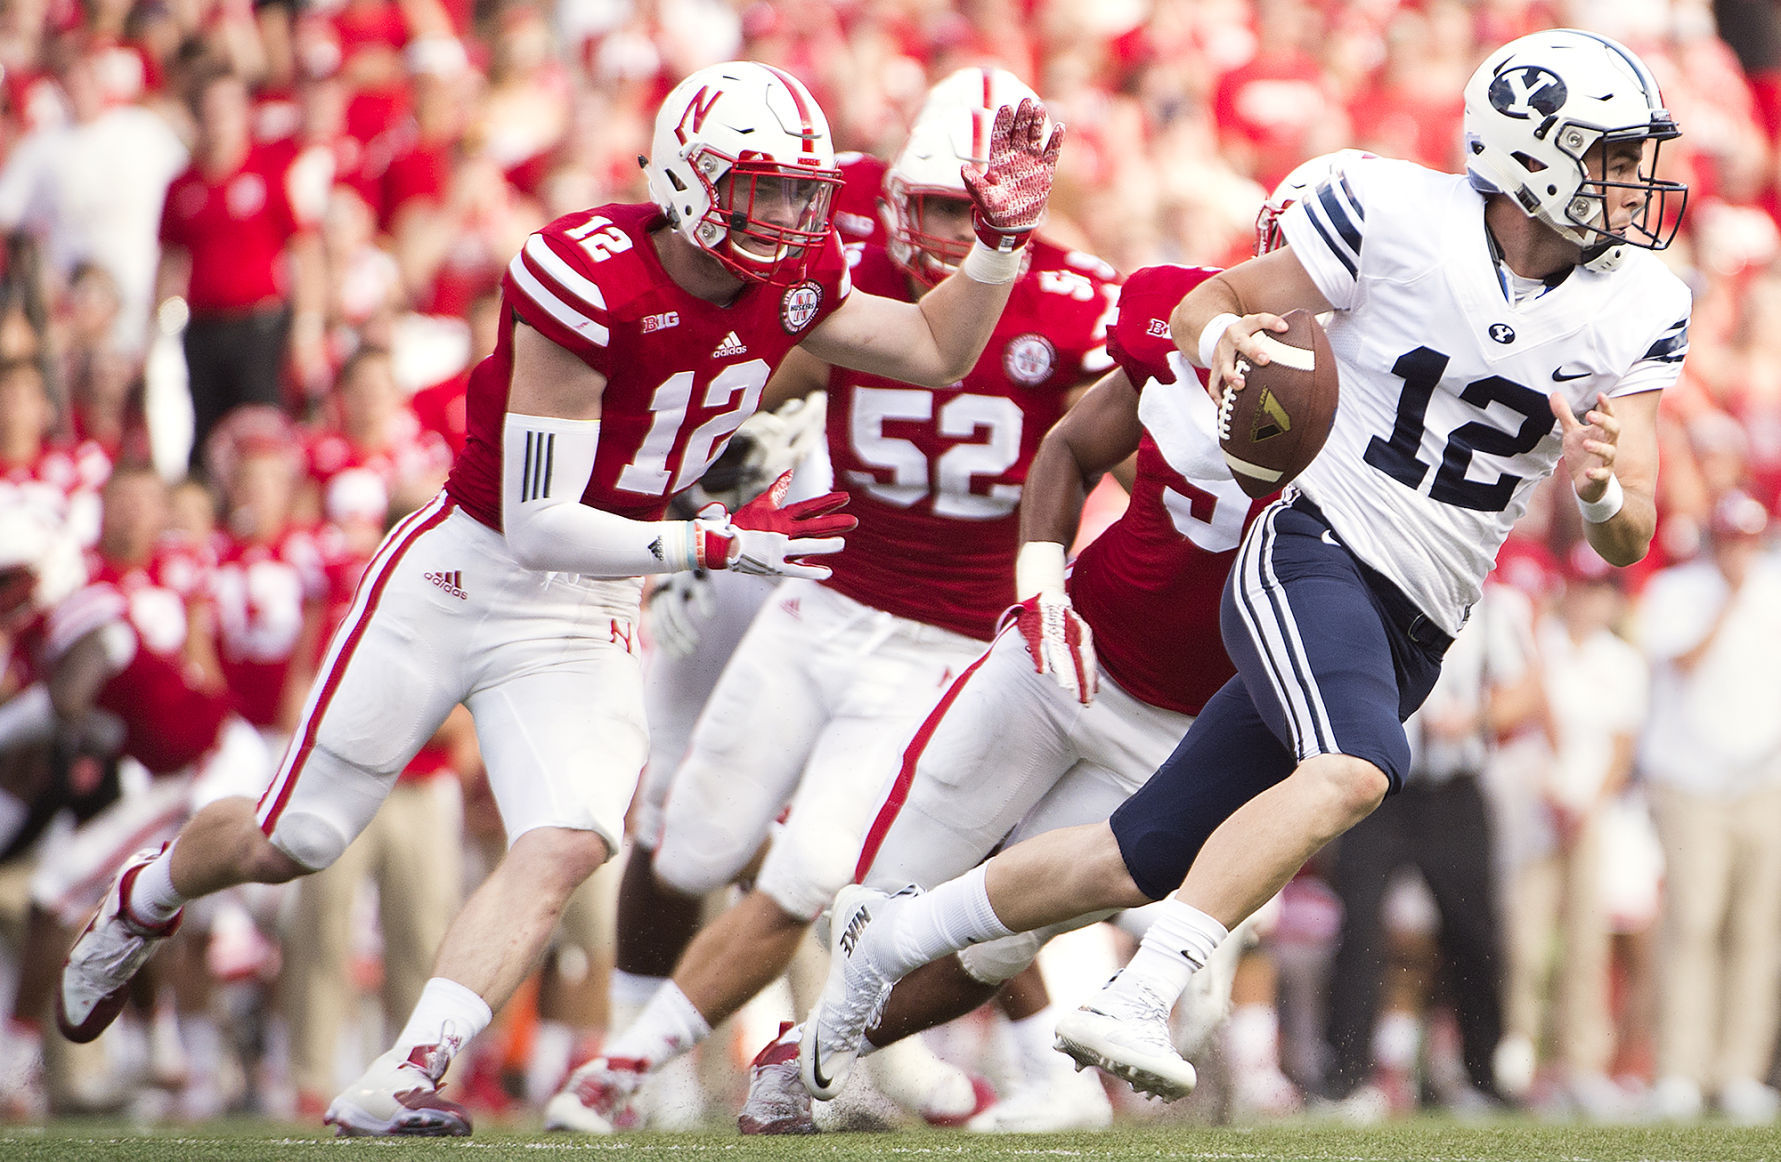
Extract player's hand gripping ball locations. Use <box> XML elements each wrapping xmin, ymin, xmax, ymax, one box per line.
<box><xmin>1217</xmin><ymin>309</ymin><xmax>1339</xmax><ymax>499</ymax></box>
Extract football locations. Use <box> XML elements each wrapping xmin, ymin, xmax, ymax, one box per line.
<box><xmin>1218</xmin><ymin>308</ymin><xmax>1339</xmax><ymax>499</ymax></box>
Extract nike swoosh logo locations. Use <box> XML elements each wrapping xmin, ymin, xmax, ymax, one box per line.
<box><xmin>1552</xmin><ymin>368</ymin><xmax>1591</xmax><ymax>382</ymax></box>
<box><xmin>808</xmin><ymin>1031</ymin><xmax>833</xmax><ymax>1091</ymax></box>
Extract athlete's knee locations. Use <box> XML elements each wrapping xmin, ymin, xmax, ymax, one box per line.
<box><xmin>266</xmin><ymin>811</ymin><xmax>348</xmax><ymax>875</ymax></box>
<box><xmin>1298</xmin><ymin>754</ymin><xmax>1389</xmax><ymax>825</ymax></box>
<box><xmin>654</xmin><ymin>831</ymin><xmax>748</xmax><ymax>898</ymax></box>
<box><xmin>757</xmin><ymin>835</ymin><xmax>853</xmax><ymax>920</ymax></box>
<box><xmin>505</xmin><ymin>826</ymin><xmax>612</xmax><ymax>903</ymax></box>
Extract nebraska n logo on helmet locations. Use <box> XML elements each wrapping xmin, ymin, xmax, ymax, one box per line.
<box><xmin>1462</xmin><ymin>28</ymin><xmax>1687</xmax><ymax>263</ymax></box>
<box><xmin>643</xmin><ymin>61</ymin><xmax>844</xmax><ymax>286</ymax></box>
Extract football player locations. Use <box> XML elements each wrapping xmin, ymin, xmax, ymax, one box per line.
<box><xmin>56</xmin><ymin>60</ymin><xmax>1062</xmax><ymax>1137</ymax></box>
<box><xmin>801</xmin><ymin>28</ymin><xmax>1690</xmax><ymax>1106</ymax></box>
<box><xmin>542</xmin><ymin>66</ymin><xmax>1119</xmax><ymax>1134</ymax></box>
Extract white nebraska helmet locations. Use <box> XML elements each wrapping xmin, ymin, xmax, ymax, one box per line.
<box><xmin>1463</xmin><ymin>29</ymin><xmax>1685</xmax><ymax>255</ymax></box>
<box><xmin>882</xmin><ymin>66</ymin><xmax>1041</xmax><ymax>285</ymax></box>
<box><xmin>645</xmin><ymin>61</ymin><xmax>844</xmax><ymax>286</ymax></box>
<box><xmin>1255</xmin><ymin>148</ymin><xmax>1376</xmax><ymax>257</ymax></box>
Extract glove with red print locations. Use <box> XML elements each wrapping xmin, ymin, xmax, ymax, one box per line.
<box><xmin>694</xmin><ymin>471</ymin><xmax>857</xmax><ymax>581</ymax></box>
<box><xmin>963</xmin><ymin>98</ymin><xmax>1064</xmax><ymax>253</ymax></box>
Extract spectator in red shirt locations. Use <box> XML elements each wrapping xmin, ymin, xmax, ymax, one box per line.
<box><xmin>1210</xmin><ymin>0</ymin><xmax>1349</xmax><ymax>192</ymax></box>
<box><xmin>155</xmin><ymin>61</ymin><xmax>323</xmax><ymax>473</ymax></box>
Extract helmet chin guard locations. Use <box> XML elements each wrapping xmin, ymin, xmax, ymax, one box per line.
<box><xmin>644</xmin><ymin>61</ymin><xmax>843</xmax><ymax>285</ymax></box>
<box><xmin>1462</xmin><ymin>29</ymin><xmax>1686</xmax><ymax>257</ymax></box>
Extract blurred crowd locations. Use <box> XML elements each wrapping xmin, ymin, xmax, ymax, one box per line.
<box><xmin>4</xmin><ymin>0</ymin><xmax>1781</xmax><ymax>1133</ymax></box>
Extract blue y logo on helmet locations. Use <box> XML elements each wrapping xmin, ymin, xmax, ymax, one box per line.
<box><xmin>1488</xmin><ymin>66</ymin><xmax>1567</xmax><ymax>120</ymax></box>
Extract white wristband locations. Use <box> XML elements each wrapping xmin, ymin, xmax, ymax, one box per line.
<box><xmin>1195</xmin><ymin>313</ymin><xmax>1240</xmax><ymax>370</ymax></box>
<box><xmin>1016</xmin><ymin>540</ymin><xmax>1068</xmax><ymax>598</ymax></box>
<box><xmin>961</xmin><ymin>239</ymin><xmax>1022</xmax><ymax>285</ymax></box>
<box><xmin>1577</xmin><ymin>473</ymin><xmax>1624</xmax><ymax>523</ymax></box>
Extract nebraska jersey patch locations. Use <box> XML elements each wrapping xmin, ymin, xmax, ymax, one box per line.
<box><xmin>1003</xmin><ymin>334</ymin><xmax>1057</xmax><ymax>386</ymax></box>
<box><xmin>781</xmin><ymin>281</ymin><xmax>822</xmax><ymax>334</ymax></box>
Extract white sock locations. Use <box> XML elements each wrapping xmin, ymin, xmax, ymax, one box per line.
<box><xmin>1007</xmin><ymin>1006</ymin><xmax>1063</xmax><ymax>1083</ymax></box>
<box><xmin>888</xmin><ymin>866</ymin><xmax>1015</xmax><ymax>975</ymax></box>
<box><xmin>126</xmin><ymin>845</ymin><xmax>186</xmax><ymax>926</ymax></box>
<box><xmin>526</xmin><ymin>1019</ymin><xmax>575</xmax><ymax>1105</ymax></box>
<box><xmin>1107</xmin><ymin>899</ymin><xmax>1227</xmax><ymax>1010</ymax></box>
<box><xmin>1223</xmin><ymin>1003</ymin><xmax>1280</xmax><ymax>1072</ymax></box>
<box><xmin>1373</xmin><ymin>1009</ymin><xmax>1419</xmax><ymax>1073</ymax></box>
<box><xmin>602</xmin><ymin>979</ymin><xmax>710</xmax><ymax>1068</ymax></box>
<box><xmin>608</xmin><ymin>969</ymin><xmax>664</xmax><ymax>1036</ymax></box>
<box><xmin>391</xmin><ymin>977</ymin><xmax>492</xmax><ymax>1076</ymax></box>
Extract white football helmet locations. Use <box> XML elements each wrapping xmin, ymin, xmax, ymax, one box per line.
<box><xmin>1463</xmin><ymin>29</ymin><xmax>1685</xmax><ymax>256</ymax></box>
<box><xmin>0</xmin><ymin>505</ymin><xmax>85</xmax><ymax>622</ymax></box>
<box><xmin>1255</xmin><ymin>148</ymin><xmax>1376</xmax><ymax>257</ymax></box>
<box><xmin>881</xmin><ymin>66</ymin><xmax>1040</xmax><ymax>285</ymax></box>
<box><xmin>644</xmin><ymin>61</ymin><xmax>844</xmax><ymax>286</ymax></box>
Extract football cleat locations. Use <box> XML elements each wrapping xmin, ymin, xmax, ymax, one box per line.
<box><xmin>1054</xmin><ymin>993</ymin><xmax>1198</xmax><ymax>1102</ymax></box>
<box><xmin>56</xmin><ymin>849</ymin><xmax>183</xmax><ymax>1044</ymax></box>
<box><xmin>738</xmin><ymin>1022</ymin><xmax>817</xmax><ymax>1135</ymax></box>
<box><xmin>800</xmin><ymin>883</ymin><xmax>907</xmax><ymax>1100</ymax></box>
<box><xmin>323</xmin><ymin>1044</ymin><xmax>472</xmax><ymax>1136</ymax></box>
<box><xmin>919</xmin><ymin>1071</ymin><xmax>997</xmax><ymax>1128</ymax></box>
<box><xmin>543</xmin><ymin>1055</ymin><xmax>647</xmax><ymax>1133</ymax></box>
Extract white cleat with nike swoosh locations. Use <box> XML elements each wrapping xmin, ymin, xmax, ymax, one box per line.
<box><xmin>799</xmin><ymin>883</ymin><xmax>909</xmax><ymax>1101</ymax></box>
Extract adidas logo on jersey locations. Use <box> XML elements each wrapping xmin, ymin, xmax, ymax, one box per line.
<box><xmin>712</xmin><ymin>331</ymin><xmax>749</xmax><ymax>359</ymax></box>
<box><xmin>424</xmin><ymin>570</ymin><xmax>468</xmax><ymax>600</ymax></box>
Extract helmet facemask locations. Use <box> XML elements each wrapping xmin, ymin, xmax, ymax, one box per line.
<box><xmin>694</xmin><ymin>156</ymin><xmax>840</xmax><ymax>285</ymax></box>
<box><xmin>883</xmin><ymin>179</ymin><xmax>975</xmax><ymax>286</ymax></box>
<box><xmin>1539</xmin><ymin>122</ymin><xmax>1687</xmax><ymax>255</ymax></box>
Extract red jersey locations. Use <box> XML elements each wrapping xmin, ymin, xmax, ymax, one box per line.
<box><xmin>211</xmin><ymin>527</ymin><xmax>327</xmax><ymax>728</ymax></box>
<box><xmin>1</xmin><ymin>440</ymin><xmax>112</xmax><ymax>548</ymax></box>
<box><xmin>88</xmin><ymin>539</ymin><xmax>213</xmax><ymax>661</ymax></box>
<box><xmin>410</xmin><ymin>372</ymin><xmax>471</xmax><ymax>456</ymax></box>
<box><xmin>305</xmin><ymin>412</ymin><xmax>451</xmax><ymax>526</ymax></box>
<box><xmin>158</xmin><ymin>145</ymin><xmax>309</xmax><ymax>312</ymax></box>
<box><xmin>832</xmin><ymin>152</ymin><xmax>889</xmax><ymax>247</ymax></box>
<box><xmin>444</xmin><ymin>202</ymin><xmax>853</xmax><ymax>526</ymax></box>
<box><xmin>26</xmin><ymin>582</ymin><xmax>234</xmax><ymax>775</ymax></box>
<box><xmin>1067</xmin><ymin>265</ymin><xmax>1272</xmax><ymax>716</ymax></box>
<box><xmin>822</xmin><ymin>240</ymin><xmax>1120</xmax><ymax>641</ymax></box>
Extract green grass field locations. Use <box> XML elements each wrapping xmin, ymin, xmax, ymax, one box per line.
<box><xmin>4</xmin><ymin>1120</ymin><xmax>1779</xmax><ymax>1162</ymax></box>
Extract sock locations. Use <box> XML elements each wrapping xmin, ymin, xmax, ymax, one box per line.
<box><xmin>126</xmin><ymin>845</ymin><xmax>186</xmax><ymax>927</ymax></box>
<box><xmin>1108</xmin><ymin>899</ymin><xmax>1227</xmax><ymax>1010</ymax></box>
<box><xmin>391</xmin><ymin>977</ymin><xmax>493</xmax><ymax>1078</ymax></box>
<box><xmin>526</xmin><ymin>1019</ymin><xmax>575</xmax><ymax>1105</ymax></box>
<box><xmin>888</xmin><ymin>866</ymin><xmax>1015</xmax><ymax>975</ymax></box>
<box><xmin>1223</xmin><ymin>1003</ymin><xmax>1280</xmax><ymax>1073</ymax></box>
<box><xmin>1373</xmin><ymin>1009</ymin><xmax>1419</xmax><ymax>1074</ymax></box>
<box><xmin>1007</xmin><ymin>1006</ymin><xmax>1063</xmax><ymax>1083</ymax></box>
<box><xmin>601</xmin><ymin>980</ymin><xmax>710</xmax><ymax>1067</ymax></box>
<box><xmin>608</xmin><ymin>969</ymin><xmax>664</xmax><ymax>1037</ymax></box>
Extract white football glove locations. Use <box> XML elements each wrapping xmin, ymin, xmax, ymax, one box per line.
<box><xmin>645</xmin><ymin>569</ymin><xmax>716</xmax><ymax>659</ymax></box>
<box><xmin>1004</xmin><ymin>541</ymin><xmax>1097</xmax><ymax>705</ymax></box>
<box><xmin>692</xmin><ymin>471</ymin><xmax>857</xmax><ymax>581</ymax></box>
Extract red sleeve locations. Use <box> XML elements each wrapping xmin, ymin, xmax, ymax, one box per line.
<box><xmin>1105</xmin><ymin>264</ymin><xmax>1222</xmax><ymax>388</ymax></box>
<box><xmin>501</xmin><ymin>227</ymin><xmax>615</xmax><ymax>374</ymax></box>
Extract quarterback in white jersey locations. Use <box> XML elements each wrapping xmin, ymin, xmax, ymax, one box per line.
<box><xmin>796</xmin><ymin>28</ymin><xmax>1691</xmax><ymax>1108</ymax></box>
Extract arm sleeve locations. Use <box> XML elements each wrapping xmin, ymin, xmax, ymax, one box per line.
<box><xmin>500</xmin><ymin>412</ymin><xmax>711</xmax><ymax>577</ymax></box>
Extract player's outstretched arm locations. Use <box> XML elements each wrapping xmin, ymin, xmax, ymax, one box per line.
<box><xmin>500</xmin><ymin>325</ymin><xmax>855</xmax><ymax>579</ymax></box>
<box><xmin>1552</xmin><ymin>388</ymin><xmax>1659</xmax><ymax>567</ymax></box>
<box><xmin>801</xmin><ymin>99</ymin><xmax>1063</xmax><ymax>386</ymax></box>
<box><xmin>1172</xmin><ymin>246</ymin><xmax>1331</xmax><ymax>401</ymax></box>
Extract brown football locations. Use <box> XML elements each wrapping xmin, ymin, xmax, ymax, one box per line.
<box><xmin>1218</xmin><ymin>308</ymin><xmax>1339</xmax><ymax>499</ymax></box>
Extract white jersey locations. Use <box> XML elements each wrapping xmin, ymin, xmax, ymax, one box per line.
<box><xmin>1281</xmin><ymin>157</ymin><xmax>1691</xmax><ymax>634</ymax></box>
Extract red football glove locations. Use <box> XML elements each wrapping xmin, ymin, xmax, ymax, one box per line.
<box><xmin>963</xmin><ymin>98</ymin><xmax>1064</xmax><ymax>253</ymax></box>
<box><xmin>695</xmin><ymin>471</ymin><xmax>857</xmax><ymax>581</ymax></box>
<box><xmin>1002</xmin><ymin>592</ymin><xmax>1097</xmax><ymax>706</ymax></box>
